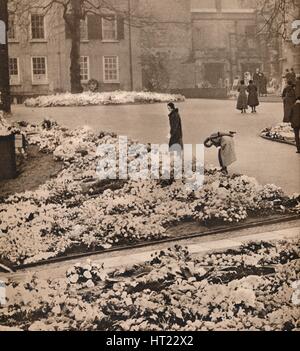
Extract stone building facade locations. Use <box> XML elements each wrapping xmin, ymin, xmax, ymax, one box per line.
<box><xmin>8</xmin><ymin>1</ymin><xmax>142</xmax><ymax>100</ymax></box>
<box><xmin>7</xmin><ymin>0</ymin><xmax>296</xmax><ymax>97</ymax></box>
<box><xmin>278</xmin><ymin>3</ymin><xmax>300</xmax><ymax>76</ymax></box>
<box><xmin>140</xmin><ymin>0</ymin><xmax>272</xmax><ymax>90</ymax></box>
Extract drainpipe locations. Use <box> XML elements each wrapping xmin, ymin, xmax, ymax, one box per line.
<box><xmin>0</xmin><ymin>0</ymin><xmax>11</xmax><ymax>113</ymax></box>
<box><xmin>128</xmin><ymin>0</ymin><xmax>133</xmax><ymax>91</ymax></box>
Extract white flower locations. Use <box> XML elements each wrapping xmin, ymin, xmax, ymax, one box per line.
<box><xmin>231</xmin><ymin>288</ymin><xmax>256</xmax><ymax>307</ymax></box>
<box><xmin>86</xmin><ymin>280</ymin><xmax>95</xmax><ymax>289</ymax></box>
<box><xmin>83</xmin><ymin>271</ymin><xmax>92</xmax><ymax>280</ymax></box>
<box><xmin>52</xmin><ymin>305</ymin><xmax>62</xmax><ymax>315</ymax></box>
<box><xmin>25</xmin><ymin>91</ymin><xmax>185</xmax><ymax>108</ymax></box>
<box><xmin>69</xmin><ymin>274</ymin><xmax>79</xmax><ymax>284</ymax></box>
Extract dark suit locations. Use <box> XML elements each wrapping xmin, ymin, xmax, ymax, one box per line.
<box><xmin>289</xmin><ymin>102</ymin><xmax>300</xmax><ymax>152</ymax></box>
<box><xmin>282</xmin><ymin>85</ymin><xmax>296</xmax><ymax>122</ymax></box>
<box><xmin>295</xmin><ymin>79</ymin><xmax>300</xmax><ymax>98</ymax></box>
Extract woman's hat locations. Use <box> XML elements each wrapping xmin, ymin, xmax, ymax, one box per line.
<box><xmin>204</xmin><ymin>138</ymin><xmax>213</xmax><ymax>148</ymax></box>
<box><xmin>204</xmin><ymin>133</ymin><xmax>221</xmax><ymax>148</ymax></box>
<box><xmin>210</xmin><ymin>133</ymin><xmax>220</xmax><ymax>140</ymax></box>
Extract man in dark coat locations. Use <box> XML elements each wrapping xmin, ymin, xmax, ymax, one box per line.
<box><xmin>253</xmin><ymin>68</ymin><xmax>261</xmax><ymax>96</ymax></box>
<box><xmin>284</xmin><ymin>69</ymin><xmax>292</xmax><ymax>82</ymax></box>
<box><xmin>295</xmin><ymin>76</ymin><xmax>300</xmax><ymax>98</ymax></box>
<box><xmin>168</xmin><ymin>102</ymin><xmax>183</xmax><ymax>151</ymax></box>
<box><xmin>290</xmin><ymin>68</ymin><xmax>296</xmax><ymax>85</ymax></box>
<box><xmin>289</xmin><ymin>97</ymin><xmax>300</xmax><ymax>153</ymax></box>
<box><xmin>282</xmin><ymin>80</ymin><xmax>296</xmax><ymax>122</ymax></box>
<box><xmin>260</xmin><ymin>73</ymin><xmax>268</xmax><ymax>96</ymax></box>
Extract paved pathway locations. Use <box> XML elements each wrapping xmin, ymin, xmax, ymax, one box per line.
<box><xmin>9</xmin><ymin>99</ymin><xmax>300</xmax><ymax>194</ymax></box>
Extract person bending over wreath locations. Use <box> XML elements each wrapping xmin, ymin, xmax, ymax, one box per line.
<box><xmin>204</xmin><ymin>132</ymin><xmax>237</xmax><ymax>174</ymax></box>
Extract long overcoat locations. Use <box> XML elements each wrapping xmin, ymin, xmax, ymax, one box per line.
<box><xmin>219</xmin><ymin>136</ymin><xmax>237</xmax><ymax>167</ymax></box>
<box><xmin>247</xmin><ymin>84</ymin><xmax>259</xmax><ymax>107</ymax></box>
<box><xmin>169</xmin><ymin>108</ymin><xmax>183</xmax><ymax>149</ymax></box>
<box><xmin>236</xmin><ymin>85</ymin><xmax>248</xmax><ymax>110</ymax></box>
<box><xmin>289</xmin><ymin>102</ymin><xmax>300</xmax><ymax>129</ymax></box>
<box><xmin>282</xmin><ymin>86</ymin><xmax>296</xmax><ymax>122</ymax></box>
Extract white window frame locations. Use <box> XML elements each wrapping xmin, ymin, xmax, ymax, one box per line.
<box><xmin>80</xmin><ymin>56</ymin><xmax>90</xmax><ymax>83</ymax></box>
<box><xmin>103</xmin><ymin>56</ymin><xmax>119</xmax><ymax>83</ymax></box>
<box><xmin>9</xmin><ymin>57</ymin><xmax>20</xmax><ymax>85</ymax></box>
<box><xmin>8</xmin><ymin>14</ymin><xmax>18</xmax><ymax>42</ymax></box>
<box><xmin>31</xmin><ymin>56</ymin><xmax>48</xmax><ymax>85</ymax></box>
<box><xmin>80</xmin><ymin>17</ymin><xmax>89</xmax><ymax>42</ymax></box>
<box><xmin>30</xmin><ymin>14</ymin><xmax>46</xmax><ymax>41</ymax></box>
<box><xmin>101</xmin><ymin>15</ymin><xmax>118</xmax><ymax>42</ymax></box>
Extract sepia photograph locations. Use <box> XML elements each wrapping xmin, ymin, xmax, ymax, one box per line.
<box><xmin>0</xmin><ymin>0</ymin><xmax>299</xmax><ymax>335</ymax></box>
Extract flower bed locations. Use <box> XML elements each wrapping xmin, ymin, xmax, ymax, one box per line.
<box><xmin>260</xmin><ymin>123</ymin><xmax>295</xmax><ymax>145</ymax></box>
<box><xmin>0</xmin><ymin>239</ymin><xmax>299</xmax><ymax>331</ymax></box>
<box><xmin>0</xmin><ymin>112</ymin><xmax>12</xmax><ymax>136</ymax></box>
<box><xmin>0</xmin><ymin>119</ymin><xmax>299</xmax><ymax>266</ymax></box>
<box><xmin>24</xmin><ymin>91</ymin><xmax>185</xmax><ymax>108</ymax></box>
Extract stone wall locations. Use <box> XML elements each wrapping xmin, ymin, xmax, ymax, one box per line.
<box><xmin>140</xmin><ymin>0</ymin><xmax>270</xmax><ymax>90</ymax></box>
<box><xmin>140</xmin><ymin>0</ymin><xmax>194</xmax><ymax>90</ymax></box>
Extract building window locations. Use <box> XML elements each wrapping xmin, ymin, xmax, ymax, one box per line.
<box><xmin>245</xmin><ymin>25</ymin><xmax>256</xmax><ymax>36</ymax></box>
<box><xmin>9</xmin><ymin>57</ymin><xmax>20</xmax><ymax>84</ymax></box>
<box><xmin>245</xmin><ymin>25</ymin><xmax>257</xmax><ymax>49</ymax></box>
<box><xmin>31</xmin><ymin>56</ymin><xmax>47</xmax><ymax>84</ymax></box>
<box><xmin>103</xmin><ymin>56</ymin><xmax>119</xmax><ymax>83</ymax></box>
<box><xmin>102</xmin><ymin>16</ymin><xmax>117</xmax><ymax>41</ymax></box>
<box><xmin>31</xmin><ymin>14</ymin><xmax>45</xmax><ymax>40</ymax></box>
<box><xmin>8</xmin><ymin>15</ymin><xmax>16</xmax><ymax>40</ymax></box>
<box><xmin>191</xmin><ymin>0</ymin><xmax>216</xmax><ymax>11</ymax></box>
<box><xmin>80</xmin><ymin>18</ymin><xmax>88</xmax><ymax>41</ymax></box>
<box><xmin>80</xmin><ymin>56</ymin><xmax>89</xmax><ymax>82</ymax></box>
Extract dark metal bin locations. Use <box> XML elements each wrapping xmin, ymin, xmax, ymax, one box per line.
<box><xmin>0</xmin><ymin>134</ymin><xmax>17</xmax><ymax>180</ymax></box>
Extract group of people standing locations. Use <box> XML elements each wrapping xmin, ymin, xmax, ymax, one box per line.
<box><xmin>252</xmin><ymin>69</ymin><xmax>268</xmax><ymax>97</ymax></box>
<box><xmin>235</xmin><ymin>68</ymin><xmax>269</xmax><ymax>114</ymax></box>
<box><xmin>166</xmin><ymin>69</ymin><xmax>300</xmax><ymax>179</ymax></box>
<box><xmin>236</xmin><ymin>79</ymin><xmax>260</xmax><ymax>114</ymax></box>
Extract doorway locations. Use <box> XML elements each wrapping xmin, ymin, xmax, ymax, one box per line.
<box><xmin>204</xmin><ymin>63</ymin><xmax>225</xmax><ymax>87</ymax></box>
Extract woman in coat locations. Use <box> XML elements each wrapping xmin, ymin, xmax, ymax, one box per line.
<box><xmin>204</xmin><ymin>132</ymin><xmax>237</xmax><ymax>174</ymax></box>
<box><xmin>282</xmin><ymin>80</ymin><xmax>296</xmax><ymax>122</ymax></box>
<box><xmin>247</xmin><ymin>80</ymin><xmax>259</xmax><ymax>113</ymax></box>
<box><xmin>289</xmin><ymin>97</ymin><xmax>300</xmax><ymax>153</ymax></box>
<box><xmin>236</xmin><ymin>80</ymin><xmax>248</xmax><ymax>114</ymax></box>
<box><xmin>167</xmin><ymin>102</ymin><xmax>183</xmax><ymax>151</ymax></box>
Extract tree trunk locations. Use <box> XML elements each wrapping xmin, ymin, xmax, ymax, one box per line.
<box><xmin>0</xmin><ymin>0</ymin><xmax>11</xmax><ymax>113</ymax></box>
<box><xmin>69</xmin><ymin>0</ymin><xmax>83</xmax><ymax>94</ymax></box>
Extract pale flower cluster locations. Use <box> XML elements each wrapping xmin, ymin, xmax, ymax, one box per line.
<box><xmin>24</xmin><ymin>91</ymin><xmax>185</xmax><ymax>108</ymax></box>
<box><xmin>0</xmin><ymin>241</ymin><xmax>299</xmax><ymax>331</ymax></box>
<box><xmin>261</xmin><ymin>123</ymin><xmax>295</xmax><ymax>144</ymax></box>
<box><xmin>0</xmin><ymin>120</ymin><xmax>299</xmax><ymax>265</ymax></box>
